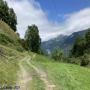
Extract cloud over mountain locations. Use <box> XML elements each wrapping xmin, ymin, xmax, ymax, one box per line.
<box><xmin>5</xmin><ymin>0</ymin><xmax>90</xmax><ymax>41</ymax></box>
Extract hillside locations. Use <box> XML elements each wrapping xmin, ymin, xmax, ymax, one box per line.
<box><xmin>0</xmin><ymin>20</ymin><xmax>23</xmax><ymax>51</ymax></box>
<box><xmin>1</xmin><ymin>45</ymin><xmax>90</xmax><ymax>90</ymax></box>
<box><xmin>41</xmin><ymin>30</ymin><xmax>87</xmax><ymax>55</ymax></box>
<box><xmin>0</xmin><ymin>21</ymin><xmax>90</xmax><ymax>90</ymax></box>
<box><xmin>0</xmin><ymin>0</ymin><xmax>90</xmax><ymax>89</ymax></box>
<box><xmin>31</xmin><ymin>54</ymin><xmax>90</xmax><ymax>90</ymax></box>
<box><xmin>0</xmin><ymin>44</ymin><xmax>24</xmax><ymax>86</ymax></box>
<box><xmin>0</xmin><ymin>21</ymin><xmax>24</xmax><ymax>86</ymax></box>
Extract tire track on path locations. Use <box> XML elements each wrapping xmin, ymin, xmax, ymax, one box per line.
<box><xmin>17</xmin><ymin>57</ymin><xmax>32</xmax><ymax>90</ymax></box>
<box><xmin>26</xmin><ymin>55</ymin><xmax>56</xmax><ymax>90</ymax></box>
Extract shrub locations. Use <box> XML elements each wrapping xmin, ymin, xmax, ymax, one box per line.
<box><xmin>16</xmin><ymin>46</ymin><xmax>24</xmax><ymax>52</ymax></box>
<box><xmin>80</xmin><ymin>54</ymin><xmax>90</xmax><ymax>66</ymax></box>
<box><xmin>0</xmin><ymin>47</ymin><xmax>4</xmax><ymax>56</ymax></box>
<box><xmin>51</xmin><ymin>48</ymin><xmax>64</xmax><ymax>62</ymax></box>
<box><xmin>67</xmin><ymin>57</ymin><xmax>81</xmax><ymax>65</ymax></box>
<box><xmin>0</xmin><ymin>33</ymin><xmax>13</xmax><ymax>44</ymax></box>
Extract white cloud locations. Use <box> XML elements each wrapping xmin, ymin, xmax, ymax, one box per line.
<box><xmin>64</xmin><ymin>8</ymin><xmax>90</xmax><ymax>34</ymax></box>
<box><xmin>5</xmin><ymin>0</ymin><xmax>90</xmax><ymax>41</ymax></box>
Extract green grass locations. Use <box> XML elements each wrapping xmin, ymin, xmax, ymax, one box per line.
<box><xmin>0</xmin><ymin>20</ymin><xmax>45</xmax><ymax>89</ymax></box>
<box><xmin>0</xmin><ymin>57</ymin><xmax>19</xmax><ymax>86</ymax></box>
<box><xmin>0</xmin><ymin>45</ymin><xmax>24</xmax><ymax>86</ymax></box>
<box><xmin>22</xmin><ymin>59</ymin><xmax>45</xmax><ymax>90</ymax></box>
<box><xmin>31</xmin><ymin>54</ymin><xmax>90</xmax><ymax>90</ymax></box>
<box><xmin>0</xmin><ymin>20</ymin><xmax>90</xmax><ymax>90</ymax></box>
<box><xmin>29</xmin><ymin>76</ymin><xmax>45</xmax><ymax>90</ymax></box>
<box><xmin>0</xmin><ymin>20</ymin><xmax>23</xmax><ymax>51</ymax></box>
<box><xmin>0</xmin><ymin>44</ymin><xmax>90</xmax><ymax>90</ymax></box>
<box><xmin>0</xmin><ymin>20</ymin><xmax>24</xmax><ymax>86</ymax></box>
<box><xmin>0</xmin><ymin>20</ymin><xmax>18</xmax><ymax>40</ymax></box>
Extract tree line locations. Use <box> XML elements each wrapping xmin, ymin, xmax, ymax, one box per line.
<box><xmin>1</xmin><ymin>0</ymin><xmax>90</xmax><ymax>66</ymax></box>
<box><xmin>51</xmin><ymin>29</ymin><xmax>90</xmax><ymax>66</ymax></box>
<box><xmin>0</xmin><ymin>0</ymin><xmax>41</xmax><ymax>53</ymax></box>
<box><xmin>71</xmin><ymin>29</ymin><xmax>90</xmax><ymax>57</ymax></box>
<box><xmin>0</xmin><ymin>0</ymin><xmax>17</xmax><ymax>31</ymax></box>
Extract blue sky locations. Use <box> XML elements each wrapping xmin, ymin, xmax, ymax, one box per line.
<box><xmin>37</xmin><ymin>0</ymin><xmax>90</xmax><ymax>22</ymax></box>
<box><xmin>5</xmin><ymin>0</ymin><xmax>90</xmax><ymax>41</ymax></box>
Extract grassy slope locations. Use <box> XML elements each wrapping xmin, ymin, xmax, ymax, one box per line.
<box><xmin>0</xmin><ymin>45</ymin><xmax>45</xmax><ymax>89</ymax></box>
<box><xmin>22</xmin><ymin>59</ymin><xmax>45</xmax><ymax>90</ymax></box>
<box><xmin>0</xmin><ymin>21</ymin><xmax>24</xmax><ymax>86</ymax></box>
<box><xmin>0</xmin><ymin>20</ymin><xmax>90</xmax><ymax>90</ymax></box>
<box><xmin>0</xmin><ymin>20</ymin><xmax>18</xmax><ymax>40</ymax></box>
<box><xmin>0</xmin><ymin>21</ymin><xmax>45</xmax><ymax>90</ymax></box>
<box><xmin>0</xmin><ymin>45</ymin><xmax>24</xmax><ymax>86</ymax></box>
<box><xmin>0</xmin><ymin>20</ymin><xmax>23</xmax><ymax>51</ymax></box>
<box><xmin>31</xmin><ymin>54</ymin><xmax>90</xmax><ymax>90</ymax></box>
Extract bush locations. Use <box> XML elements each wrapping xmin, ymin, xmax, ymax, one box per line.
<box><xmin>71</xmin><ymin>37</ymin><xmax>86</xmax><ymax>57</ymax></box>
<box><xmin>51</xmin><ymin>48</ymin><xmax>64</xmax><ymax>62</ymax></box>
<box><xmin>80</xmin><ymin>54</ymin><xmax>90</xmax><ymax>66</ymax></box>
<box><xmin>67</xmin><ymin>57</ymin><xmax>81</xmax><ymax>65</ymax></box>
<box><xmin>0</xmin><ymin>33</ymin><xmax>13</xmax><ymax>44</ymax></box>
<box><xmin>0</xmin><ymin>47</ymin><xmax>4</xmax><ymax>56</ymax></box>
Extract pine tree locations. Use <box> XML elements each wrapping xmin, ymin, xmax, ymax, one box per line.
<box><xmin>71</xmin><ymin>37</ymin><xmax>86</xmax><ymax>57</ymax></box>
<box><xmin>25</xmin><ymin>25</ymin><xmax>41</xmax><ymax>53</ymax></box>
<box><xmin>0</xmin><ymin>0</ymin><xmax>17</xmax><ymax>31</ymax></box>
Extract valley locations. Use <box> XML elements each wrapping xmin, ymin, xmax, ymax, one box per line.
<box><xmin>0</xmin><ymin>0</ymin><xmax>90</xmax><ymax>89</ymax></box>
<box><xmin>1</xmin><ymin>45</ymin><xmax>90</xmax><ymax>90</ymax></box>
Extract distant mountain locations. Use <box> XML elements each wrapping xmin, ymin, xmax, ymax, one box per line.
<box><xmin>41</xmin><ymin>30</ymin><xmax>87</xmax><ymax>56</ymax></box>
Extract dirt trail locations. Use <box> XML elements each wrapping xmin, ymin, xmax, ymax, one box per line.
<box><xmin>26</xmin><ymin>55</ymin><xmax>56</xmax><ymax>90</ymax></box>
<box><xmin>18</xmin><ymin>57</ymin><xmax>32</xmax><ymax>90</ymax></box>
<box><xmin>17</xmin><ymin>56</ymin><xmax>55</xmax><ymax>90</ymax></box>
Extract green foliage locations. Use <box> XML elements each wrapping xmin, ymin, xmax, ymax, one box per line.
<box><xmin>85</xmin><ymin>28</ymin><xmax>90</xmax><ymax>53</ymax></box>
<box><xmin>0</xmin><ymin>33</ymin><xmax>23</xmax><ymax>52</ymax></box>
<box><xmin>25</xmin><ymin>25</ymin><xmax>41</xmax><ymax>53</ymax></box>
<box><xmin>38</xmin><ymin>48</ymin><xmax>44</xmax><ymax>55</ymax></box>
<box><xmin>22</xmin><ymin>59</ymin><xmax>45</xmax><ymax>90</ymax></box>
<box><xmin>0</xmin><ymin>45</ymin><xmax>22</xmax><ymax>86</ymax></box>
<box><xmin>71</xmin><ymin>37</ymin><xmax>86</xmax><ymax>57</ymax></box>
<box><xmin>67</xmin><ymin>53</ymin><xmax>90</xmax><ymax>67</ymax></box>
<box><xmin>51</xmin><ymin>48</ymin><xmax>64</xmax><ymax>61</ymax></box>
<box><xmin>0</xmin><ymin>21</ymin><xmax>24</xmax><ymax>52</ymax></box>
<box><xmin>69</xmin><ymin>29</ymin><xmax>90</xmax><ymax>66</ymax></box>
<box><xmin>0</xmin><ymin>0</ymin><xmax>17</xmax><ymax>31</ymax></box>
<box><xmin>80</xmin><ymin>54</ymin><xmax>90</xmax><ymax>66</ymax></box>
<box><xmin>20</xmin><ymin>39</ymin><xmax>30</xmax><ymax>51</ymax></box>
<box><xmin>71</xmin><ymin>28</ymin><xmax>90</xmax><ymax>57</ymax></box>
<box><xmin>8</xmin><ymin>8</ymin><xmax>17</xmax><ymax>31</ymax></box>
<box><xmin>31</xmin><ymin>54</ymin><xmax>90</xmax><ymax>90</ymax></box>
<box><xmin>0</xmin><ymin>33</ymin><xmax>14</xmax><ymax>44</ymax></box>
<box><xmin>67</xmin><ymin>57</ymin><xmax>81</xmax><ymax>65</ymax></box>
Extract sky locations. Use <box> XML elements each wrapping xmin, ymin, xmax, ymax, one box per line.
<box><xmin>5</xmin><ymin>0</ymin><xmax>90</xmax><ymax>41</ymax></box>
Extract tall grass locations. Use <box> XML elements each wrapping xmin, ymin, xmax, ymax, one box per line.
<box><xmin>0</xmin><ymin>45</ymin><xmax>24</xmax><ymax>86</ymax></box>
<box><xmin>31</xmin><ymin>54</ymin><xmax>90</xmax><ymax>90</ymax></box>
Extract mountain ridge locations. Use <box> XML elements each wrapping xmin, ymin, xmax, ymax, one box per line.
<box><xmin>41</xmin><ymin>30</ymin><xmax>87</xmax><ymax>55</ymax></box>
